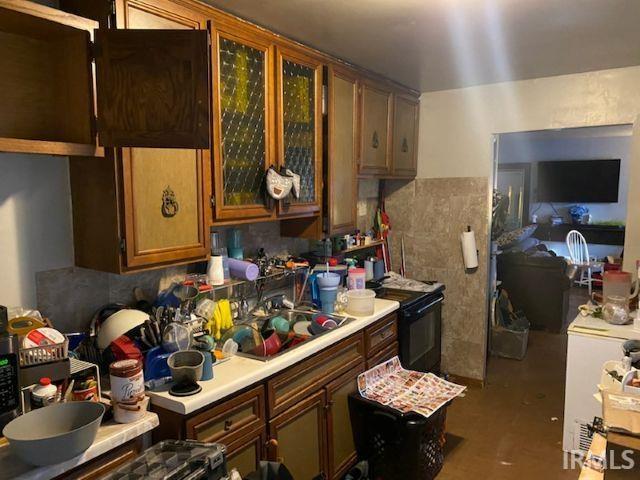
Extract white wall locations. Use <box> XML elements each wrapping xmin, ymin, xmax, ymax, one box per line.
<box><xmin>417</xmin><ymin>66</ymin><xmax>640</xmax><ymax>180</ymax></box>
<box><xmin>0</xmin><ymin>154</ymin><xmax>74</xmax><ymax>307</ymax></box>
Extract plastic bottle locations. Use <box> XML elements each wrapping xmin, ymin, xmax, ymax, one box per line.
<box><xmin>31</xmin><ymin>377</ymin><xmax>57</xmax><ymax>408</ymax></box>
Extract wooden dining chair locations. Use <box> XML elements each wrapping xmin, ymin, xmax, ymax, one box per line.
<box><xmin>566</xmin><ymin>229</ymin><xmax>602</xmax><ymax>296</ymax></box>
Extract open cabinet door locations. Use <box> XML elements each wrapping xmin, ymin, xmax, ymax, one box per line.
<box><xmin>623</xmin><ymin>117</ymin><xmax>640</xmax><ymax>273</ymax></box>
<box><xmin>94</xmin><ymin>29</ymin><xmax>210</xmax><ymax>148</ymax></box>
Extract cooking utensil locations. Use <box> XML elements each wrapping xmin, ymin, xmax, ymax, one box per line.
<box><xmin>167</xmin><ymin>350</ymin><xmax>204</xmax><ymax>385</ymax></box>
<box><xmin>3</xmin><ymin>401</ymin><xmax>105</xmax><ymax>466</ymax></box>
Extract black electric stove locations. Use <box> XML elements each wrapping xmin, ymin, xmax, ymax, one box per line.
<box><xmin>376</xmin><ymin>285</ymin><xmax>445</xmax><ymax>373</ymax></box>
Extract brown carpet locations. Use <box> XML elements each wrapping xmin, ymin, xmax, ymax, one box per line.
<box><xmin>439</xmin><ymin>331</ymin><xmax>577</xmax><ymax>480</ymax></box>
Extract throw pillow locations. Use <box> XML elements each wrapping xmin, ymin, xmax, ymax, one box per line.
<box><xmin>496</xmin><ymin>224</ymin><xmax>538</xmax><ymax>248</ymax></box>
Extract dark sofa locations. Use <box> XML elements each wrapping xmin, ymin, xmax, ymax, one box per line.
<box><xmin>496</xmin><ymin>252</ymin><xmax>572</xmax><ymax>332</ymax></box>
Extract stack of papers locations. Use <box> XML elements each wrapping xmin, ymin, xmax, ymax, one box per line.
<box><xmin>357</xmin><ymin>357</ymin><xmax>466</xmax><ymax>418</ymax></box>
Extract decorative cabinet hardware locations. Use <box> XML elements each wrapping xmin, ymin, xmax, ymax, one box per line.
<box><xmin>161</xmin><ymin>186</ymin><xmax>179</xmax><ymax>218</ymax></box>
<box><xmin>224</xmin><ymin>419</ymin><xmax>233</xmax><ymax>431</ymax></box>
<box><xmin>371</xmin><ymin>130</ymin><xmax>379</xmax><ymax>149</ymax></box>
<box><xmin>401</xmin><ymin>137</ymin><xmax>409</xmax><ymax>153</ymax></box>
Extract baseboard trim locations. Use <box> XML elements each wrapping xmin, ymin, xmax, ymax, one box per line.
<box><xmin>446</xmin><ymin>374</ymin><xmax>485</xmax><ymax>389</ymax></box>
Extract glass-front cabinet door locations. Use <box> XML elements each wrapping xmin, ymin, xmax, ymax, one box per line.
<box><xmin>275</xmin><ymin>46</ymin><xmax>323</xmax><ymax>217</ymax></box>
<box><xmin>212</xmin><ymin>27</ymin><xmax>275</xmax><ymax>222</ymax></box>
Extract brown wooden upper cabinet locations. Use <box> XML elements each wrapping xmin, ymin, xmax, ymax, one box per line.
<box><xmin>68</xmin><ymin>0</ymin><xmax>211</xmax><ymax>273</ymax></box>
<box><xmin>326</xmin><ymin>64</ymin><xmax>358</xmax><ymax>236</ymax></box>
<box><xmin>211</xmin><ymin>24</ymin><xmax>276</xmax><ymax>223</ymax></box>
<box><xmin>358</xmin><ymin>80</ymin><xmax>392</xmax><ymax>176</ymax></box>
<box><xmin>0</xmin><ymin>0</ymin><xmax>210</xmax><ymax>157</ymax></box>
<box><xmin>392</xmin><ymin>93</ymin><xmax>419</xmax><ymax>177</ymax></box>
<box><xmin>275</xmin><ymin>45</ymin><xmax>323</xmax><ymax>218</ymax></box>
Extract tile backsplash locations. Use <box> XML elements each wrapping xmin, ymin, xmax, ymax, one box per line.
<box><xmin>385</xmin><ymin>177</ymin><xmax>491</xmax><ymax>381</ymax></box>
<box><xmin>37</xmin><ymin>221</ymin><xmax>310</xmax><ymax>333</ymax></box>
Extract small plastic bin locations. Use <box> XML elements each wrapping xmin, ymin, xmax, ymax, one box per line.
<box><xmin>348</xmin><ymin>393</ymin><xmax>449</xmax><ymax>480</ymax></box>
<box><xmin>490</xmin><ymin>324</ymin><xmax>529</xmax><ymax>360</ymax></box>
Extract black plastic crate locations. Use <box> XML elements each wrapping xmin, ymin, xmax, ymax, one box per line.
<box><xmin>348</xmin><ymin>393</ymin><xmax>448</xmax><ymax>480</ymax></box>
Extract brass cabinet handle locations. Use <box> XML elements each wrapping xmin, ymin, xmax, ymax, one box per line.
<box><xmin>161</xmin><ymin>185</ymin><xmax>179</xmax><ymax>218</ymax></box>
<box><xmin>401</xmin><ymin>137</ymin><xmax>409</xmax><ymax>153</ymax></box>
<box><xmin>372</xmin><ymin>130</ymin><xmax>379</xmax><ymax>149</ymax></box>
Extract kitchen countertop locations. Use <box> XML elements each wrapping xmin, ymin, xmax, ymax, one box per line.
<box><xmin>0</xmin><ymin>410</ymin><xmax>158</xmax><ymax>480</ymax></box>
<box><xmin>147</xmin><ymin>298</ymin><xmax>400</xmax><ymax>415</ymax></box>
<box><xmin>568</xmin><ymin>312</ymin><xmax>640</xmax><ymax>341</ymax></box>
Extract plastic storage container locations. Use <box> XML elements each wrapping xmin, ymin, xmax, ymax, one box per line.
<box><xmin>490</xmin><ymin>323</ymin><xmax>529</xmax><ymax>360</ymax></box>
<box><xmin>348</xmin><ymin>268</ymin><xmax>366</xmax><ymax>290</ymax></box>
<box><xmin>100</xmin><ymin>440</ymin><xmax>227</xmax><ymax>480</ymax></box>
<box><xmin>348</xmin><ymin>393</ymin><xmax>448</xmax><ymax>480</ymax></box>
<box><xmin>346</xmin><ymin>289</ymin><xmax>376</xmax><ymax>316</ymax></box>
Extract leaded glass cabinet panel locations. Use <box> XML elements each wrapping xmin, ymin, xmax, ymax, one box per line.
<box><xmin>276</xmin><ymin>46</ymin><xmax>322</xmax><ymax>217</ymax></box>
<box><xmin>212</xmin><ymin>28</ymin><xmax>275</xmax><ymax>221</ymax></box>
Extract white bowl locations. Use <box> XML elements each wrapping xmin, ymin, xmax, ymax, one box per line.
<box><xmin>97</xmin><ymin>309</ymin><xmax>149</xmax><ymax>349</ymax></box>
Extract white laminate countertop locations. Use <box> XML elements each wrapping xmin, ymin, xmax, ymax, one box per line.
<box><xmin>147</xmin><ymin>298</ymin><xmax>400</xmax><ymax>415</ymax></box>
<box><xmin>0</xmin><ymin>411</ymin><xmax>158</xmax><ymax>480</ymax></box>
<box><xmin>568</xmin><ymin>312</ymin><xmax>640</xmax><ymax>341</ymax></box>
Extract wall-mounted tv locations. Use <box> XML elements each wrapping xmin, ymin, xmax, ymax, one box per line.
<box><xmin>536</xmin><ymin>159</ymin><xmax>621</xmax><ymax>203</ymax></box>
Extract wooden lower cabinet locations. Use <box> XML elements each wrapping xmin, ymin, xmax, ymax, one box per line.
<box><xmin>56</xmin><ymin>438</ymin><xmax>142</xmax><ymax>480</ymax></box>
<box><xmin>153</xmin><ymin>334</ymin><xmax>381</xmax><ymax>479</ymax></box>
<box><xmin>185</xmin><ymin>385</ymin><xmax>265</xmax><ymax>444</ymax></box>
<box><xmin>367</xmin><ymin>341</ymin><xmax>399</xmax><ymax>369</ymax></box>
<box><xmin>226</xmin><ymin>427</ymin><xmax>268</xmax><ymax>478</ymax></box>
<box><xmin>325</xmin><ymin>364</ymin><xmax>364</xmax><ymax>480</ymax></box>
<box><xmin>268</xmin><ymin>390</ymin><xmax>327</xmax><ymax>480</ymax></box>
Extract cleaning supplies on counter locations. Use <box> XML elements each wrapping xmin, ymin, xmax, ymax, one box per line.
<box><xmin>31</xmin><ymin>377</ymin><xmax>57</xmax><ymax>408</ymax></box>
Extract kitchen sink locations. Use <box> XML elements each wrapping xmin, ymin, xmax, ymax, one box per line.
<box><xmin>233</xmin><ymin>309</ymin><xmax>354</xmax><ymax>361</ymax></box>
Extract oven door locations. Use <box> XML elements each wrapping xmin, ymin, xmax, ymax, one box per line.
<box><xmin>399</xmin><ymin>294</ymin><xmax>443</xmax><ymax>373</ymax></box>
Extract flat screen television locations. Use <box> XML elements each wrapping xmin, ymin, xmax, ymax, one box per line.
<box><xmin>536</xmin><ymin>159</ymin><xmax>621</xmax><ymax>203</ymax></box>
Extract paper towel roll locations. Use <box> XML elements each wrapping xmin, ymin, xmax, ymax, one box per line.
<box><xmin>207</xmin><ymin>255</ymin><xmax>225</xmax><ymax>285</ymax></box>
<box><xmin>461</xmin><ymin>230</ymin><xmax>479</xmax><ymax>269</ymax></box>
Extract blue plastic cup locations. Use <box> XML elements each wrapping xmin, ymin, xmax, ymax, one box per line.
<box><xmin>319</xmin><ymin>287</ymin><xmax>338</xmax><ymax>314</ymax></box>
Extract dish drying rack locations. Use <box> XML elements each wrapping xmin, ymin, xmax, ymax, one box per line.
<box><xmin>19</xmin><ymin>339</ymin><xmax>69</xmax><ymax>367</ymax></box>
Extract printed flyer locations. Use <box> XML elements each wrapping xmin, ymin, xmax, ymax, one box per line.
<box><xmin>357</xmin><ymin>356</ymin><xmax>466</xmax><ymax>418</ymax></box>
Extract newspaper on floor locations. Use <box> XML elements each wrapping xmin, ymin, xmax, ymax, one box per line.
<box><xmin>357</xmin><ymin>356</ymin><xmax>466</xmax><ymax>418</ymax></box>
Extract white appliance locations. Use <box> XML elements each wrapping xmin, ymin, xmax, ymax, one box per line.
<box><xmin>563</xmin><ymin>313</ymin><xmax>640</xmax><ymax>453</ymax></box>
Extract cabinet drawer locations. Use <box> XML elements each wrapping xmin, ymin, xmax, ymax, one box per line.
<box><xmin>267</xmin><ymin>334</ymin><xmax>364</xmax><ymax>416</ymax></box>
<box><xmin>186</xmin><ymin>385</ymin><xmax>265</xmax><ymax>443</ymax></box>
<box><xmin>366</xmin><ymin>341</ymin><xmax>399</xmax><ymax>369</ymax></box>
<box><xmin>59</xmin><ymin>439</ymin><xmax>142</xmax><ymax>480</ymax></box>
<box><xmin>364</xmin><ymin>314</ymin><xmax>397</xmax><ymax>357</ymax></box>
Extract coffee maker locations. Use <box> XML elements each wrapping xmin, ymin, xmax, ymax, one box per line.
<box><xmin>0</xmin><ymin>305</ymin><xmax>21</xmax><ymax>431</ymax></box>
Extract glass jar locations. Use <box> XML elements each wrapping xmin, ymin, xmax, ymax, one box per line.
<box><xmin>603</xmin><ymin>295</ymin><xmax>630</xmax><ymax>325</ymax></box>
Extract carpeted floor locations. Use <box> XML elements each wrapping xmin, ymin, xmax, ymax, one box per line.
<box><xmin>439</xmin><ymin>330</ymin><xmax>578</xmax><ymax>480</ymax></box>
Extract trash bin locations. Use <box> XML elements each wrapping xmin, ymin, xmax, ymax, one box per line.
<box><xmin>245</xmin><ymin>462</ymin><xmax>295</xmax><ymax>480</ymax></box>
<box><xmin>348</xmin><ymin>393</ymin><xmax>448</xmax><ymax>480</ymax></box>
